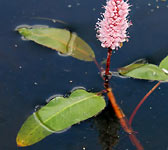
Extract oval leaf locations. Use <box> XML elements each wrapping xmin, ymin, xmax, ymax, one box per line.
<box><xmin>17</xmin><ymin>26</ymin><xmax>95</xmax><ymax>61</ymax></box>
<box><xmin>120</xmin><ymin>64</ymin><xmax>168</xmax><ymax>81</ymax></box>
<box><xmin>16</xmin><ymin>89</ymin><xmax>106</xmax><ymax>147</ymax></box>
<box><xmin>159</xmin><ymin>56</ymin><xmax>168</xmax><ymax>72</ymax></box>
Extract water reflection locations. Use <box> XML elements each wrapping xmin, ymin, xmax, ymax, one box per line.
<box><xmin>94</xmin><ymin>104</ymin><xmax>120</xmax><ymax>150</ymax></box>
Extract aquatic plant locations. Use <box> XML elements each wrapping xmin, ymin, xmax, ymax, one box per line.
<box><xmin>15</xmin><ymin>0</ymin><xmax>168</xmax><ymax>149</ymax></box>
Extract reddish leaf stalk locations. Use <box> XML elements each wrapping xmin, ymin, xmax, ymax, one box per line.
<box><xmin>129</xmin><ymin>81</ymin><xmax>161</xmax><ymax>126</ymax></box>
<box><xmin>106</xmin><ymin>88</ymin><xmax>144</xmax><ymax>150</ymax></box>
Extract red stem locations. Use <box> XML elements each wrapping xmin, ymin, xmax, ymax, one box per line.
<box><xmin>129</xmin><ymin>134</ymin><xmax>144</xmax><ymax>150</ymax></box>
<box><xmin>107</xmin><ymin>88</ymin><xmax>144</xmax><ymax>150</ymax></box>
<box><xmin>129</xmin><ymin>81</ymin><xmax>161</xmax><ymax>126</ymax></box>
<box><xmin>105</xmin><ymin>48</ymin><xmax>112</xmax><ymax>76</ymax></box>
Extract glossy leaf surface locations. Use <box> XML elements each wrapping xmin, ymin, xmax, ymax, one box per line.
<box><xmin>118</xmin><ymin>58</ymin><xmax>168</xmax><ymax>81</ymax></box>
<box><xmin>159</xmin><ymin>56</ymin><xmax>168</xmax><ymax>72</ymax></box>
<box><xmin>16</xmin><ymin>89</ymin><xmax>106</xmax><ymax>147</ymax></box>
<box><xmin>17</xmin><ymin>27</ymin><xmax>95</xmax><ymax>61</ymax></box>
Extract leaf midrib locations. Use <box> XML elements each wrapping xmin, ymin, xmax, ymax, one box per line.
<box><xmin>27</xmin><ymin>94</ymin><xmax>99</xmax><ymax>139</ymax></box>
<box><xmin>29</xmin><ymin>29</ymin><xmax>93</xmax><ymax>57</ymax></box>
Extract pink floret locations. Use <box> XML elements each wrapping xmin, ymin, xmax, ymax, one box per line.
<box><xmin>96</xmin><ymin>0</ymin><xmax>131</xmax><ymax>50</ymax></box>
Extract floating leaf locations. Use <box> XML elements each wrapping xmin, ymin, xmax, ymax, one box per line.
<box><xmin>16</xmin><ymin>89</ymin><xmax>106</xmax><ymax>147</ymax></box>
<box><xmin>118</xmin><ymin>59</ymin><xmax>147</xmax><ymax>75</ymax></box>
<box><xmin>17</xmin><ymin>26</ymin><xmax>95</xmax><ymax>61</ymax></box>
<box><xmin>119</xmin><ymin>64</ymin><xmax>168</xmax><ymax>81</ymax></box>
<box><xmin>159</xmin><ymin>56</ymin><xmax>168</xmax><ymax>72</ymax></box>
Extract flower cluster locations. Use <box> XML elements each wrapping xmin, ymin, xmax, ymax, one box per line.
<box><xmin>96</xmin><ymin>0</ymin><xmax>131</xmax><ymax>50</ymax></box>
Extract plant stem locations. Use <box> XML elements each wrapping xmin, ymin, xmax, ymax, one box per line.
<box><xmin>105</xmin><ymin>48</ymin><xmax>112</xmax><ymax>76</ymax></box>
<box><xmin>104</xmin><ymin>48</ymin><xmax>112</xmax><ymax>89</ymax></box>
<box><xmin>129</xmin><ymin>81</ymin><xmax>161</xmax><ymax>126</ymax></box>
<box><xmin>103</xmin><ymin>48</ymin><xmax>144</xmax><ymax>149</ymax></box>
<box><xmin>106</xmin><ymin>88</ymin><xmax>144</xmax><ymax>150</ymax></box>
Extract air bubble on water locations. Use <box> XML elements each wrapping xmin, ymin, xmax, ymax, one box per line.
<box><xmin>57</xmin><ymin>51</ymin><xmax>70</xmax><ymax>57</ymax></box>
<box><xmin>46</xmin><ymin>94</ymin><xmax>63</xmax><ymax>103</ymax></box>
<box><xmin>70</xmin><ymin>86</ymin><xmax>86</xmax><ymax>93</ymax></box>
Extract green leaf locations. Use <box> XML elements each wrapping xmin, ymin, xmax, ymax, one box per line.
<box><xmin>118</xmin><ymin>59</ymin><xmax>147</xmax><ymax>75</ymax></box>
<box><xmin>119</xmin><ymin>64</ymin><xmax>168</xmax><ymax>81</ymax></box>
<box><xmin>16</xmin><ymin>89</ymin><xmax>106</xmax><ymax>147</ymax></box>
<box><xmin>159</xmin><ymin>56</ymin><xmax>168</xmax><ymax>72</ymax></box>
<box><xmin>17</xmin><ymin>26</ymin><xmax>95</xmax><ymax>61</ymax></box>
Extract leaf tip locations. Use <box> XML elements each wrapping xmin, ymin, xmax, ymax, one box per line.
<box><xmin>16</xmin><ymin>136</ymin><xmax>29</xmax><ymax>147</ymax></box>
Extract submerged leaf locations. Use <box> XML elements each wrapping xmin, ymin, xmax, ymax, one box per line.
<box><xmin>16</xmin><ymin>89</ymin><xmax>106</xmax><ymax>147</ymax></box>
<box><xmin>17</xmin><ymin>26</ymin><xmax>95</xmax><ymax>61</ymax></box>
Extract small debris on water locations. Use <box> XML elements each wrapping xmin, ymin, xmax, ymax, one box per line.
<box><xmin>82</xmin><ymin>147</ymin><xmax>86</xmax><ymax>150</ymax></box>
<box><xmin>148</xmin><ymin>3</ymin><xmax>151</xmax><ymax>6</ymax></box>
<box><xmin>67</xmin><ymin>4</ymin><xmax>72</xmax><ymax>8</ymax></box>
<box><xmin>150</xmin><ymin>9</ymin><xmax>154</xmax><ymax>12</ymax></box>
<box><xmin>158</xmin><ymin>87</ymin><xmax>161</xmax><ymax>90</ymax></box>
<box><xmin>76</xmin><ymin>2</ymin><xmax>80</xmax><ymax>6</ymax></box>
<box><xmin>92</xmin><ymin>8</ymin><xmax>96</xmax><ymax>11</ymax></box>
<box><xmin>156</xmin><ymin>5</ymin><xmax>160</xmax><ymax>9</ymax></box>
<box><xmin>19</xmin><ymin>66</ymin><xmax>22</xmax><ymax>69</ymax></box>
<box><xmin>34</xmin><ymin>82</ymin><xmax>38</xmax><ymax>85</ymax></box>
<box><xmin>14</xmin><ymin>44</ymin><xmax>18</xmax><ymax>47</ymax></box>
<box><xmin>156</xmin><ymin>0</ymin><xmax>159</xmax><ymax>2</ymax></box>
<box><xmin>69</xmin><ymin>80</ymin><xmax>73</xmax><ymax>83</ymax></box>
<box><xmin>149</xmin><ymin>107</ymin><xmax>152</xmax><ymax>110</ymax></box>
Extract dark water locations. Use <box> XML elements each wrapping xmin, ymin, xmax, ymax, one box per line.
<box><xmin>0</xmin><ymin>0</ymin><xmax>168</xmax><ymax>149</ymax></box>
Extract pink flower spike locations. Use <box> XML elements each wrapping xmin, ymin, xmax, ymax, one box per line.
<box><xmin>96</xmin><ymin>0</ymin><xmax>132</xmax><ymax>50</ymax></box>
